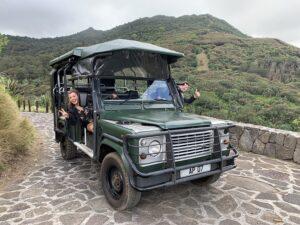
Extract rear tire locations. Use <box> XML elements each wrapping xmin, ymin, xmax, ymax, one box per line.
<box><xmin>100</xmin><ymin>152</ymin><xmax>141</xmax><ymax>210</ymax></box>
<box><xmin>60</xmin><ymin>138</ymin><xmax>77</xmax><ymax>160</ymax></box>
<box><xmin>191</xmin><ymin>174</ymin><xmax>221</xmax><ymax>186</ymax></box>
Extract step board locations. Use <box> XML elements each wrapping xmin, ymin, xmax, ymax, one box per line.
<box><xmin>73</xmin><ymin>142</ymin><xmax>94</xmax><ymax>158</ymax></box>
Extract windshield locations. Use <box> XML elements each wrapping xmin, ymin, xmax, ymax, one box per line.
<box><xmin>97</xmin><ymin>78</ymin><xmax>175</xmax><ymax>109</ymax></box>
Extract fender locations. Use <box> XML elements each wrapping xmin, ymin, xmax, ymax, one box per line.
<box><xmin>100</xmin><ymin>138</ymin><xmax>122</xmax><ymax>155</ymax></box>
<box><xmin>99</xmin><ymin>138</ymin><xmax>131</xmax><ymax>173</ymax></box>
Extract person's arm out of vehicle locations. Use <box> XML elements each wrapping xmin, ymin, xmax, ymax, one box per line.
<box><xmin>184</xmin><ymin>96</ymin><xmax>196</xmax><ymax>104</ymax></box>
<box><xmin>184</xmin><ymin>89</ymin><xmax>200</xmax><ymax>104</ymax></box>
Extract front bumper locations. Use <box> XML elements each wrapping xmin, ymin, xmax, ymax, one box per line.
<box><xmin>122</xmin><ymin>125</ymin><xmax>239</xmax><ymax>191</ymax></box>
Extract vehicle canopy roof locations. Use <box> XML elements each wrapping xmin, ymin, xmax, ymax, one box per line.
<box><xmin>49</xmin><ymin>39</ymin><xmax>184</xmax><ymax>67</ymax></box>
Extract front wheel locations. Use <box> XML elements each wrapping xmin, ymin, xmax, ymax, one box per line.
<box><xmin>100</xmin><ymin>152</ymin><xmax>141</xmax><ymax>210</ymax></box>
<box><xmin>60</xmin><ymin>138</ymin><xmax>77</xmax><ymax>160</ymax></box>
<box><xmin>191</xmin><ymin>174</ymin><xmax>221</xmax><ymax>186</ymax></box>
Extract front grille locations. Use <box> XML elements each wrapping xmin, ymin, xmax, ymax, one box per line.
<box><xmin>170</xmin><ymin>129</ymin><xmax>214</xmax><ymax>162</ymax></box>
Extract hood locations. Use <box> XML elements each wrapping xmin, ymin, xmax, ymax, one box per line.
<box><xmin>101</xmin><ymin>110</ymin><xmax>211</xmax><ymax>129</ymax></box>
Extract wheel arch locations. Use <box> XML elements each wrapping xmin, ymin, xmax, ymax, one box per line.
<box><xmin>98</xmin><ymin>138</ymin><xmax>123</xmax><ymax>163</ymax></box>
<box><xmin>97</xmin><ymin>138</ymin><xmax>132</xmax><ymax>184</ymax></box>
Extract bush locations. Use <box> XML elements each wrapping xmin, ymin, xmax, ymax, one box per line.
<box><xmin>0</xmin><ymin>87</ymin><xmax>35</xmax><ymax>173</ymax></box>
<box><xmin>258</xmin><ymin>103</ymin><xmax>297</xmax><ymax>126</ymax></box>
<box><xmin>194</xmin><ymin>91</ymin><xmax>225</xmax><ymax>114</ymax></box>
<box><xmin>262</xmin><ymin>86</ymin><xmax>280</xmax><ymax>97</ymax></box>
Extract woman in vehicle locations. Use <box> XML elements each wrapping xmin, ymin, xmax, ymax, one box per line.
<box><xmin>59</xmin><ymin>90</ymin><xmax>93</xmax><ymax>133</ymax></box>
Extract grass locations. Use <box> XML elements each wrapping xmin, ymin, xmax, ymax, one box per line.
<box><xmin>0</xmin><ymin>86</ymin><xmax>35</xmax><ymax>175</ymax></box>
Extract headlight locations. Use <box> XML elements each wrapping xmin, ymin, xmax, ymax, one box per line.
<box><xmin>139</xmin><ymin>136</ymin><xmax>166</xmax><ymax>166</ymax></box>
<box><xmin>148</xmin><ymin>140</ymin><xmax>161</xmax><ymax>157</ymax></box>
<box><xmin>218</xmin><ymin>129</ymin><xmax>230</xmax><ymax>151</ymax></box>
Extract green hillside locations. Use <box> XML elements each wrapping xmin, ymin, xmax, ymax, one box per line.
<box><xmin>0</xmin><ymin>14</ymin><xmax>299</xmax><ymax>131</ymax></box>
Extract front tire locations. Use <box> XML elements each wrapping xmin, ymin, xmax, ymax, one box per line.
<box><xmin>60</xmin><ymin>138</ymin><xmax>77</xmax><ymax>160</ymax></box>
<box><xmin>100</xmin><ymin>152</ymin><xmax>141</xmax><ymax>210</ymax></box>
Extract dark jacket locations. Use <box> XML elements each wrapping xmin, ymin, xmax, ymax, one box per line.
<box><xmin>183</xmin><ymin>95</ymin><xmax>196</xmax><ymax>104</ymax></box>
<box><xmin>178</xmin><ymin>89</ymin><xmax>196</xmax><ymax>104</ymax></box>
<box><xmin>67</xmin><ymin>105</ymin><xmax>90</xmax><ymax>128</ymax></box>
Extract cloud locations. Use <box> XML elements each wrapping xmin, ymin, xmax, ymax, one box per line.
<box><xmin>0</xmin><ymin>0</ymin><xmax>299</xmax><ymax>47</ymax></box>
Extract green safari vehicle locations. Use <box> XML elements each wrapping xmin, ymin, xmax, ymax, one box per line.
<box><xmin>50</xmin><ymin>39</ymin><xmax>238</xmax><ymax>210</ymax></box>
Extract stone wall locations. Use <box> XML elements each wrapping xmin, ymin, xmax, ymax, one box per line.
<box><xmin>229</xmin><ymin>122</ymin><xmax>300</xmax><ymax>164</ymax></box>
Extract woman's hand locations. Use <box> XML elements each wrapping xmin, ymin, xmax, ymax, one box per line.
<box><xmin>75</xmin><ymin>105</ymin><xmax>84</xmax><ymax>112</ymax></box>
<box><xmin>59</xmin><ymin>108</ymin><xmax>69</xmax><ymax>118</ymax></box>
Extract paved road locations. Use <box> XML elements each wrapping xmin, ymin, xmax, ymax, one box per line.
<box><xmin>0</xmin><ymin>113</ymin><xmax>300</xmax><ymax>225</ymax></box>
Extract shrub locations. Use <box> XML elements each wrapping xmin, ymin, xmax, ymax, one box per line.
<box><xmin>258</xmin><ymin>103</ymin><xmax>296</xmax><ymax>125</ymax></box>
<box><xmin>291</xmin><ymin>119</ymin><xmax>300</xmax><ymax>131</ymax></box>
<box><xmin>262</xmin><ymin>86</ymin><xmax>280</xmax><ymax>97</ymax></box>
<box><xmin>194</xmin><ymin>91</ymin><xmax>225</xmax><ymax>113</ymax></box>
<box><xmin>0</xmin><ymin>86</ymin><xmax>35</xmax><ymax>173</ymax></box>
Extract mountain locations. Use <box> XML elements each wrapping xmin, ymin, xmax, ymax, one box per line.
<box><xmin>0</xmin><ymin>14</ymin><xmax>299</xmax><ymax>131</ymax></box>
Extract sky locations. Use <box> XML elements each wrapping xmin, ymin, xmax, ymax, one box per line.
<box><xmin>0</xmin><ymin>0</ymin><xmax>300</xmax><ymax>48</ymax></box>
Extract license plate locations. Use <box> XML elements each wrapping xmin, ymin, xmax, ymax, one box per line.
<box><xmin>180</xmin><ymin>164</ymin><xmax>211</xmax><ymax>178</ymax></box>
